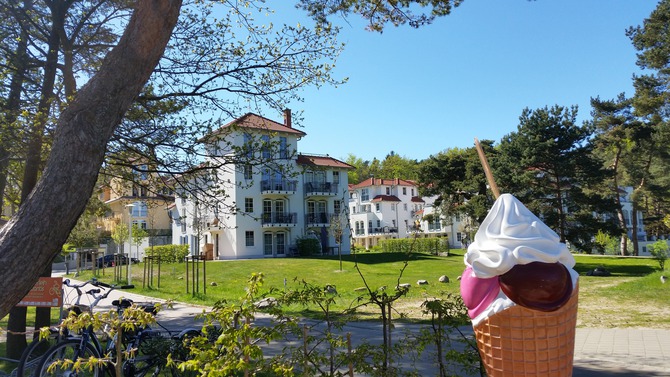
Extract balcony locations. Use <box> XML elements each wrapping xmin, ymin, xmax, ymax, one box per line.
<box><xmin>305</xmin><ymin>212</ymin><xmax>333</xmax><ymax>227</ymax></box>
<box><xmin>368</xmin><ymin>227</ymin><xmax>398</xmax><ymax>235</ymax></box>
<box><xmin>261</xmin><ymin>212</ymin><xmax>297</xmax><ymax>228</ymax></box>
<box><xmin>304</xmin><ymin>182</ymin><xmax>338</xmax><ymax>197</ymax></box>
<box><xmin>261</xmin><ymin>179</ymin><xmax>297</xmax><ymax>195</ymax></box>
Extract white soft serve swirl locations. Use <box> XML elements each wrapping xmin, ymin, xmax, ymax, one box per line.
<box><xmin>465</xmin><ymin>194</ymin><xmax>576</xmax><ymax>279</ymax></box>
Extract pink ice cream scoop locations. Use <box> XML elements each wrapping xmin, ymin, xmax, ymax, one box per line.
<box><xmin>460</xmin><ymin>266</ymin><xmax>501</xmax><ymax>319</ymax></box>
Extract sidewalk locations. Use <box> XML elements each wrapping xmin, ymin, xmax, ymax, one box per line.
<box><xmin>45</xmin><ymin>277</ymin><xmax>670</xmax><ymax>376</ymax></box>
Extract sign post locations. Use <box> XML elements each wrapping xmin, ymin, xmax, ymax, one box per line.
<box><xmin>17</xmin><ymin>277</ymin><xmax>63</xmax><ymax>308</ymax></box>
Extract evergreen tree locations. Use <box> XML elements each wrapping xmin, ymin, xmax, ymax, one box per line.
<box><xmin>496</xmin><ymin>105</ymin><xmax>617</xmax><ymax>252</ymax></box>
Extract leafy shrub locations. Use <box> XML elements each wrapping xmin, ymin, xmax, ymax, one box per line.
<box><xmin>649</xmin><ymin>240</ymin><xmax>669</xmax><ymax>270</ymax></box>
<box><xmin>296</xmin><ymin>236</ymin><xmax>321</xmax><ymax>256</ymax></box>
<box><xmin>145</xmin><ymin>244</ymin><xmax>189</xmax><ymax>263</ymax></box>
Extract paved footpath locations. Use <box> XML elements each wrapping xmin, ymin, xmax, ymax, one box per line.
<box><xmin>17</xmin><ymin>277</ymin><xmax>666</xmax><ymax>376</ymax></box>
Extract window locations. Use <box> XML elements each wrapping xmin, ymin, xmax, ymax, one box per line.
<box><xmin>131</xmin><ymin>202</ymin><xmax>147</xmax><ymax>217</ymax></box>
<box><xmin>245</xmin><ymin>231</ymin><xmax>254</xmax><ymax>246</ymax></box>
<box><xmin>377</xmin><ymin>220</ymin><xmax>381</xmax><ymax>227</ymax></box>
<box><xmin>333</xmin><ymin>171</ymin><xmax>340</xmax><ymax>184</ymax></box>
<box><xmin>261</xmin><ymin>135</ymin><xmax>271</xmax><ymax>159</ymax></box>
<box><xmin>245</xmin><ymin>198</ymin><xmax>254</xmax><ymax>213</ymax></box>
<box><xmin>403</xmin><ymin>203</ymin><xmax>407</xmax><ymax>211</ymax></box>
<box><xmin>375</xmin><ymin>203</ymin><xmax>380</xmax><ymax>212</ymax></box>
<box><xmin>361</xmin><ymin>188</ymin><xmax>369</xmax><ymax>201</ymax></box>
<box><xmin>244</xmin><ymin>164</ymin><xmax>252</xmax><ymax>180</ymax></box>
<box><xmin>368</xmin><ymin>220</ymin><xmax>373</xmax><ymax>230</ymax></box>
<box><xmin>391</xmin><ymin>203</ymin><xmax>396</xmax><ymax>211</ymax></box>
<box><xmin>243</xmin><ymin>133</ymin><xmax>252</xmax><ymax>158</ymax></box>
<box><xmin>138</xmin><ymin>164</ymin><xmax>148</xmax><ymax>180</ymax></box>
<box><xmin>276</xmin><ymin>233</ymin><xmax>286</xmax><ymax>255</ymax></box>
<box><xmin>334</xmin><ymin>200</ymin><xmax>341</xmax><ymax>215</ymax></box>
<box><xmin>386</xmin><ymin>187</ymin><xmax>390</xmax><ymax>195</ymax></box>
<box><xmin>411</xmin><ymin>189</ymin><xmax>415</xmax><ymax>196</ymax></box>
<box><xmin>264</xmin><ymin>233</ymin><xmax>273</xmax><ymax>255</ymax></box>
<box><xmin>132</xmin><ymin>220</ymin><xmax>147</xmax><ymax>229</ymax></box>
<box><xmin>263</xmin><ymin>199</ymin><xmax>272</xmax><ymax>218</ymax></box>
<box><xmin>457</xmin><ymin>233</ymin><xmax>463</xmax><ymax>242</ymax></box>
<box><xmin>279</xmin><ymin>136</ymin><xmax>288</xmax><ymax>159</ymax></box>
<box><xmin>402</xmin><ymin>187</ymin><xmax>407</xmax><ymax>195</ymax></box>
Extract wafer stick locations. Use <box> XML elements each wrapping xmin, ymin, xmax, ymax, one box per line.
<box><xmin>474</xmin><ymin>137</ymin><xmax>501</xmax><ymax>199</ymax></box>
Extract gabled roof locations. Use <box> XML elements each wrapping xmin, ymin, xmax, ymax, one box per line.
<box><xmin>296</xmin><ymin>154</ymin><xmax>354</xmax><ymax>170</ymax></box>
<box><xmin>371</xmin><ymin>195</ymin><xmax>401</xmax><ymax>202</ymax></box>
<box><xmin>351</xmin><ymin>177</ymin><xmax>417</xmax><ymax>189</ymax></box>
<box><xmin>208</xmin><ymin>112</ymin><xmax>306</xmax><ymax>138</ymax></box>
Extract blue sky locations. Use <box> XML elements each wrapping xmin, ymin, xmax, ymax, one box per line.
<box><xmin>271</xmin><ymin>0</ymin><xmax>661</xmax><ymax>163</ymax></box>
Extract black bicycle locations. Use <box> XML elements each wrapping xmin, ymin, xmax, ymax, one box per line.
<box><xmin>33</xmin><ymin>280</ymin><xmax>200</xmax><ymax>376</ymax></box>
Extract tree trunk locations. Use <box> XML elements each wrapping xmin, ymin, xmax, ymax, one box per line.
<box><xmin>0</xmin><ymin>0</ymin><xmax>182</xmax><ymax>319</ymax></box>
<box><xmin>611</xmin><ymin>149</ymin><xmax>628</xmax><ymax>256</ymax></box>
<box><xmin>631</xmin><ymin>202</ymin><xmax>640</xmax><ymax>256</ymax></box>
<box><xmin>8</xmin><ymin>0</ymin><xmax>64</xmax><ymax>355</ymax></box>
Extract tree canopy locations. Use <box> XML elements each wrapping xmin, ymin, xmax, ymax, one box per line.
<box><xmin>0</xmin><ymin>0</ymin><xmax>464</xmax><ymax>319</ymax></box>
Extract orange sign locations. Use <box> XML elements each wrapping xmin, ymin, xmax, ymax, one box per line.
<box><xmin>17</xmin><ymin>277</ymin><xmax>63</xmax><ymax>308</ymax></box>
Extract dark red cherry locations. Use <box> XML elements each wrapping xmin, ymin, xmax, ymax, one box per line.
<box><xmin>498</xmin><ymin>261</ymin><xmax>573</xmax><ymax>312</ymax></box>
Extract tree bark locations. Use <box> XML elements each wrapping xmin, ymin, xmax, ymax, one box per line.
<box><xmin>0</xmin><ymin>0</ymin><xmax>182</xmax><ymax>319</ymax></box>
<box><xmin>7</xmin><ymin>0</ymin><xmax>65</xmax><ymax>356</ymax></box>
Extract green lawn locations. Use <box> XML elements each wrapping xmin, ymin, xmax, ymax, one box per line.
<box><xmin>63</xmin><ymin>250</ymin><xmax>670</xmax><ymax>328</ymax></box>
<box><xmin>85</xmin><ymin>251</ymin><xmax>468</xmax><ymax>319</ymax></box>
<box><xmin>2</xmin><ymin>250</ymin><xmax>670</xmax><ymax>373</ymax></box>
<box><xmin>3</xmin><ymin>250</ymin><xmax>670</xmax><ymax>331</ymax></box>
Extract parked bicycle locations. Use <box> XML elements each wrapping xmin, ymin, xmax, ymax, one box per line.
<box><xmin>31</xmin><ymin>279</ymin><xmax>200</xmax><ymax>377</ymax></box>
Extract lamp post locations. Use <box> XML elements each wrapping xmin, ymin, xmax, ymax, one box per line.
<box><xmin>126</xmin><ymin>203</ymin><xmax>135</xmax><ymax>285</ymax></box>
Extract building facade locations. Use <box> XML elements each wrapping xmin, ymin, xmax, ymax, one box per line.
<box><xmin>99</xmin><ymin>163</ymin><xmax>174</xmax><ymax>260</ymax></box>
<box><xmin>171</xmin><ymin>110</ymin><xmax>353</xmax><ymax>259</ymax></box>
<box><xmin>348</xmin><ymin>178</ymin><xmax>467</xmax><ymax>250</ymax></box>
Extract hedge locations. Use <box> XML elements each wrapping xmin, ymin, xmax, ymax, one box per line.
<box><xmin>379</xmin><ymin>238</ymin><xmax>449</xmax><ymax>255</ymax></box>
<box><xmin>144</xmin><ymin>244</ymin><xmax>189</xmax><ymax>263</ymax></box>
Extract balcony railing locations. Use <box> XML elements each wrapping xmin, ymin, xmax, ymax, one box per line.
<box><xmin>368</xmin><ymin>227</ymin><xmax>398</xmax><ymax>235</ymax></box>
<box><xmin>305</xmin><ymin>212</ymin><xmax>333</xmax><ymax>226</ymax></box>
<box><xmin>261</xmin><ymin>179</ymin><xmax>297</xmax><ymax>193</ymax></box>
<box><xmin>304</xmin><ymin>182</ymin><xmax>338</xmax><ymax>196</ymax></box>
<box><xmin>262</xmin><ymin>212</ymin><xmax>297</xmax><ymax>227</ymax></box>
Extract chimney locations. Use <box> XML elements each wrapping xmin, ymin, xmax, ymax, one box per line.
<box><xmin>283</xmin><ymin>108</ymin><xmax>292</xmax><ymax>128</ymax></box>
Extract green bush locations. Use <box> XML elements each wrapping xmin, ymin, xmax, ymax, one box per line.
<box><xmin>649</xmin><ymin>240</ymin><xmax>669</xmax><ymax>270</ymax></box>
<box><xmin>145</xmin><ymin>244</ymin><xmax>189</xmax><ymax>263</ymax></box>
<box><xmin>379</xmin><ymin>237</ymin><xmax>449</xmax><ymax>255</ymax></box>
<box><xmin>296</xmin><ymin>236</ymin><xmax>321</xmax><ymax>256</ymax></box>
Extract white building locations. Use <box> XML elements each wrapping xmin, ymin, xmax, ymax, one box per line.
<box><xmin>348</xmin><ymin>178</ymin><xmax>467</xmax><ymax>250</ymax></box>
<box><xmin>171</xmin><ymin>110</ymin><xmax>353</xmax><ymax>259</ymax></box>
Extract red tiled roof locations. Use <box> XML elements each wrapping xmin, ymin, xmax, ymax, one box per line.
<box><xmin>208</xmin><ymin>112</ymin><xmax>306</xmax><ymax>138</ymax></box>
<box><xmin>296</xmin><ymin>154</ymin><xmax>354</xmax><ymax>169</ymax></box>
<box><xmin>371</xmin><ymin>195</ymin><xmax>401</xmax><ymax>202</ymax></box>
<box><xmin>351</xmin><ymin>177</ymin><xmax>417</xmax><ymax>189</ymax></box>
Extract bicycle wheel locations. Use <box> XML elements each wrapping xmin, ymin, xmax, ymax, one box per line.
<box><xmin>169</xmin><ymin>329</ymin><xmax>202</xmax><ymax>377</ymax></box>
<box><xmin>35</xmin><ymin>339</ymin><xmax>103</xmax><ymax>377</ymax></box>
<box><xmin>16</xmin><ymin>331</ymin><xmax>61</xmax><ymax>377</ymax></box>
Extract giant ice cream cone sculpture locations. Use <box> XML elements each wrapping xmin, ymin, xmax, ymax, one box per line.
<box><xmin>460</xmin><ymin>194</ymin><xmax>579</xmax><ymax>377</ymax></box>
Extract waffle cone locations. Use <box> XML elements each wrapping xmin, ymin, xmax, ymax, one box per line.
<box><xmin>473</xmin><ymin>287</ymin><xmax>578</xmax><ymax>377</ymax></box>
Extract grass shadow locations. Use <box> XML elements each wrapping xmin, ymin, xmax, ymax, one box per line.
<box><xmin>574</xmin><ymin>262</ymin><xmax>656</xmax><ymax>277</ymax></box>
<box><xmin>298</xmin><ymin>252</ymin><xmax>456</xmax><ymax>265</ymax></box>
